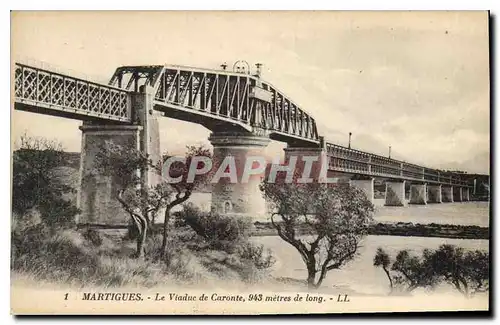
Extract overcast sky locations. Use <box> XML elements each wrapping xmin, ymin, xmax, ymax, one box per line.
<box><xmin>11</xmin><ymin>11</ymin><xmax>490</xmax><ymax>174</ymax></box>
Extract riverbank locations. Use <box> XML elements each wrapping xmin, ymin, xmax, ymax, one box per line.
<box><xmin>252</xmin><ymin>221</ymin><xmax>489</xmax><ymax>240</ymax></box>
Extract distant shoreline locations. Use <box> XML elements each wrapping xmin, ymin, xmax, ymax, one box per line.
<box><xmin>251</xmin><ymin>222</ymin><xmax>489</xmax><ymax>240</ymax></box>
<box><xmin>78</xmin><ymin>221</ymin><xmax>490</xmax><ymax>241</ymax></box>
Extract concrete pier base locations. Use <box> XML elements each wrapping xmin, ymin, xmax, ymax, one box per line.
<box><xmin>349</xmin><ymin>178</ymin><xmax>374</xmax><ymax>205</ymax></box>
<box><xmin>78</xmin><ymin>124</ymin><xmax>144</xmax><ymax>225</ymax></box>
<box><xmin>385</xmin><ymin>181</ymin><xmax>406</xmax><ymax>206</ymax></box>
<box><xmin>78</xmin><ymin>86</ymin><xmax>160</xmax><ymax>227</ymax></box>
<box><xmin>461</xmin><ymin>187</ymin><xmax>470</xmax><ymax>202</ymax></box>
<box><xmin>209</xmin><ymin>132</ymin><xmax>270</xmax><ymax>220</ymax></box>
<box><xmin>442</xmin><ymin>186</ymin><xmax>454</xmax><ymax>202</ymax></box>
<box><xmin>427</xmin><ymin>184</ymin><xmax>442</xmax><ymax>203</ymax></box>
<box><xmin>409</xmin><ymin>183</ymin><xmax>427</xmax><ymax>205</ymax></box>
<box><xmin>453</xmin><ymin>186</ymin><xmax>463</xmax><ymax>202</ymax></box>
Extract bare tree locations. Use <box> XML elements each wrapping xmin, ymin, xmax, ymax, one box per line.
<box><xmin>261</xmin><ymin>177</ymin><xmax>374</xmax><ymax>289</ymax></box>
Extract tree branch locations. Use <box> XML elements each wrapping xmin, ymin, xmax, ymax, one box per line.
<box><xmin>271</xmin><ymin>213</ymin><xmax>310</xmax><ymax>264</ymax></box>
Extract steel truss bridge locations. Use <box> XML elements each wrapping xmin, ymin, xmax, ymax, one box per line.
<box><xmin>13</xmin><ymin>61</ymin><xmax>470</xmax><ymax>187</ymax></box>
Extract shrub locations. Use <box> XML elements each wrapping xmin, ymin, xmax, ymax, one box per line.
<box><xmin>237</xmin><ymin>243</ymin><xmax>276</xmax><ymax>270</ymax></box>
<box><xmin>12</xmin><ymin>225</ymin><xmax>174</xmax><ymax>288</ymax></box>
<box><xmin>178</xmin><ymin>204</ymin><xmax>275</xmax><ymax>282</ymax></box>
<box><xmin>12</xmin><ymin>227</ymin><xmax>101</xmax><ymax>284</ymax></box>
<box><xmin>82</xmin><ymin>228</ymin><xmax>103</xmax><ymax>247</ymax></box>
<box><xmin>11</xmin><ymin>202</ymin><xmax>275</xmax><ymax>288</ymax></box>
<box><xmin>12</xmin><ymin>135</ymin><xmax>80</xmax><ymax>227</ymax></box>
<box><xmin>181</xmin><ymin>204</ymin><xmax>253</xmax><ymax>251</ymax></box>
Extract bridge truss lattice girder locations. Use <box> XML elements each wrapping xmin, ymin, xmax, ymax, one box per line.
<box><xmin>14</xmin><ymin>63</ymin><xmax>131</xmax><ymax>123</ymax></box>
<box><xmin>108</xmin><ymin>64</ymin><xmax>320</xmax><ymax>142</ymax></box>
<box><xmin>13</xmin><ymin>61</ymin><xmax>472</xmax><ymax>188</ymax></box>
<box><xmin>325</xmin><ymin>143</ymin><xmax>470</xmax><ymax>187</ymax></box>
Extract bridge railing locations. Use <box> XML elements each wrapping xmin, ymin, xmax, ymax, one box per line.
<box><xmin>326</xmin><ymin>143</ymin><xmax>470</xmax><ymax>186</ymax></box>
<box><xmin>14</xmin><ymin>57</ymin><xmax>112</xmax><ymax>85</ymax></box>
<box><xmin>14</xmin><ymin>62</ymin><xmax>132</xmax><ymax>123</ymax></box>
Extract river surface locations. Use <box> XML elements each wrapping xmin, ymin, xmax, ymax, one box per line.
<box><xmin>186</xmin><ymin>193</ymin><xmax>490</xmax><ymax>227</ymax></box>
<box><xmin>255</xmin><ymin>235</ymin><xmax>489</xmax><ymax>296</ymax></box>
<box><xmin>254</xmin><ymin>201</ymin><xmax>490</xmax><ymax>296</ymax></box>
<box><xmin>372</xmin><ymin>199</ymin><xmax>489</xmax><ymax>227</ymax></box>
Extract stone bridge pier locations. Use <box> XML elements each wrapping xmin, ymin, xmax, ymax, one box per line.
<box><xmin>441</xmin><ymin>186</ymin><xmax>454</xmax><ymax>202</ymax></box>
<box><xmin>77</xmin><ymin>86</ymin><xmax>160</xmax><ymax>226</ymax></box>
<box><xmin>461</xmin><ymin>187</ymin><xmax>470</xmax><ymax>202</ymax></box>
<box><xmin>385</xmin><ymin>180</ymin><xmax>406</xmax><ymax>206</ymax></box>
<box><xmin>427</xmin><ymin>184</ymin><xmax>442</xmax><ymax>203</ymax></box>
<box><xmin>349</xmin><ymin>176</ymin><xmax>375</xmax><ymax>205</ymax></box>
<box><xmin>453</xmin><ymin>186</ymin><xmax>463</xmax><ymax>202</ymax></box>
<box><xmin>283</xmin><ymin>140</ymin><xmax>327</xmax><ymax>183</ymax></box>
<box><xmin>209</xmin><ymin>131</ymin><xmax>270</xmax><ymax>220</ymax></box>
<box><xmin>409</xmin><ymin>182</ymin><xmax>427</xmax><ymax>205</ymax></box>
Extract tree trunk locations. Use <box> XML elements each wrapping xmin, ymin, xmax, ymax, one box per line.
<box><xmin>135</xmin><ymin>220</ymin><xmax>148</xmax><ymax>259</ymax></box>
<box><xmin>383</xmin><ymin>267</ymin><xmax>394</xmax><ymax>293</ymax></box>
<box><xmin>306</xmin><ymin>260</ymin><xmax>317</xmax><ymax>289</ymax></box>
<box><xmin>315</xmin><ymin>270</ymin><xmax>328</xmax><ymax>289</ymax></box>
<box><xmin>160</xmin><ymin>206</ymin><xmax>172</xmax><ymax>256</ymax></box>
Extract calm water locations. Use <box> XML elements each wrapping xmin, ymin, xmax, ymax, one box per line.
<box><xmin>373</xmin><ymin>199</ymin><xmax>490</xmax><ymax>227</ymax></box>
<box><xmin>254</xmin><ymin>201</ymin><xmax>490</xmax><ymax>295</ymax></box>
<box><xmin>186</xmin><ymin>194</ymin><xmax>490</xmax><ymax>227</ymax></box>
<box><xmin>256</xmin><ymin>235</ymin><xmax>489</xmax><ymax>295</ymax></box>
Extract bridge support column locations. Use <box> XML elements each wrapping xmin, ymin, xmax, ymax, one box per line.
<box><xmin>78</xmin><ymin>125</ymin><xmax>143</xmax><ymax>225</ymax></box>
<box><xmin>442</xmin><ymin>186</ymin><xmax>454</xmax><ymax>203</ymax></box>
<box><xmin>77</xmin><ymin>85</ymin><xmax>160</xmax><ymax>226</ymax></box>
<box><xmin>427</xmin><ymin>184</ymin><xmax>442</xmax><ymax>203</ymax></box>
<box><xmin>349</xmin><ymin>177</ymin><xmax>374</xmax><ymax>205</ymax></box>
<box><xmin>209</xmin><ymin>132</ymin><xmax>270</xmax><ymax>220</ymax></box>
<box><xmin>409</xmin><ymin>183</ymin><xmax>427</xmax><ymax>205</ymax></box>
<box><xmin>283</xmin><ymin>147</ymin><xmax>327</xmax><ymax>182</ymax></box>
<box><xmin>461</xmin><ymin>187</ymin><xmax>470</xmax><ymax>202</ymax></box>
<box><xmin>453</xmin><ymin>186</ymin><xmax>463</xmax><ymax>202</ymax></box>
<box><xmin>385</xmin><ymin>180</ymin><xmax>405</xmax><ymax>206</ymax></box>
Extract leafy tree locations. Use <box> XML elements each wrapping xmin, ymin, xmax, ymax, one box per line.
<box><xmin>390</xmin><ymin>249</ymin><xmax>438</xmax><ymax>292</ymax></box>
<box><xmin>261</xmin><ymin>175</ymin><xmax>374</xmax><ymax>289</ymax></box>
<box><xmin>159</xmin><ymin>145</ymin><xmax>212</xmax><ymax>256</ymax></box>
<box><xmin>373</xmin><ymin>248</ymin><xmax>393</xmax><ymax>293</ymax></box>
<box><xmin>374</xmin><ymin>248</ymin><xmax>440</xmax><ymax>294</ymax></box>
<box><xmin>95</xmin><ymin>141</ymin><xmax>211</xmax><ymax>258</ymax></box>
<box><xmin>95</xmin><ymin>140</ymin><xmax>161</xmax><ymax>257</ymax></box>
<box><xmin>428</xmin><ymin>245</ymin><xmax>489</xmax><ymax>298</ymax></box>
<box><xmin>374</xmin><ymin>245</ymin><xmax>489</xmax><ymax>297</ymax></box>
<box><xmin>12</xmin><ymin>133</ymin><xmax>79</xmax><ymax>226</ymax></box>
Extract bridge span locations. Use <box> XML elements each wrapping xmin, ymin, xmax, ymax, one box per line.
<box><xmin>13</xmin><ymin>60</ymin><xmax>474</xmax><ymax>224</ymax></box>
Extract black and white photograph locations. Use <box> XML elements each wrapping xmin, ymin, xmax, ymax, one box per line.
<box><xmin>9</xmin><ymin>10</ymin><xmax>490</xmax><ymax>315</ymax></box>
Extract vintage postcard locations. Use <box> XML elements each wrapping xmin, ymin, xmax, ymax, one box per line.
<box><xmin>10</xmin><ymin>11</ymin><xmax>490</xmax><ymax>315</ymax></box>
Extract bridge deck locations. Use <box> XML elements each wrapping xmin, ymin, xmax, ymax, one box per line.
<box><xmin>14</xmin><ymin>63</ymin><xmax>131</xmax><ymax>123</ymax></box>
<box><xmin>326</xmin><ymin>142</ymin><xmax>469</xmax><ymax>187</ymax></box>
<box><xmin>109</xmin><ymin>64</ymin><xmax>320</xmax><ymax>144</ymax></box>
<box><xmin>13</xmin><ymin>61</ymin><xmax>473</xmax><ymax>187</ymax></box>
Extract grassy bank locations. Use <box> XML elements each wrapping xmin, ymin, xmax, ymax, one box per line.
<box><xmin>11</xmin><ymin>222</ymin><xmax>276</xmax><ymax>289</ymax></box>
